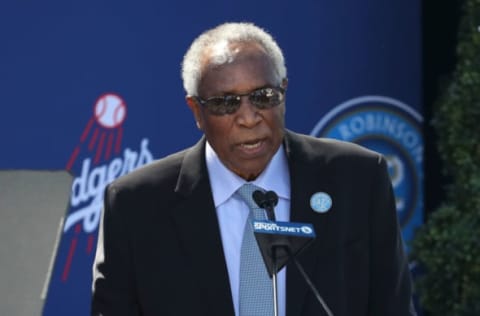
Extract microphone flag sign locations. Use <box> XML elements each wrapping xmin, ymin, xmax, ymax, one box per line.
<box><xmin>253</xmin><ymin>220</ymin><xmax>316</xmax><ymax>277</ymax></box>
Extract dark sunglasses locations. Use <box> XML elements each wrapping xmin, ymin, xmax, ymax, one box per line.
<box><xmin>194</xmin><ymin>86</ymin><xmax>285</xmax><ymax>115</ymax></box>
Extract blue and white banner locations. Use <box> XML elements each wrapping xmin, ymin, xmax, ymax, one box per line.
<box><xmin>310</xmin><ymin>96</ymin><xmax>423</xmax><ymax>245</ymax></box>
<box><xmin>0</xmin><ymin>1</ymin><xmax>421</xmax><ymax>315</ymax></box>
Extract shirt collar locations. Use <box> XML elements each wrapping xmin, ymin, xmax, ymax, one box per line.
<box><xmin>206</xmin><ymin>141</ymin><xmax>290</xmax><ymax>208</ymax></box>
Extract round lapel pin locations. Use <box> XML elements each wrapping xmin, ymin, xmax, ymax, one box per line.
<box><xmin>310</xmin><ymin>192</ymin><xmax>332</xmax><ymax>213</ymax></box>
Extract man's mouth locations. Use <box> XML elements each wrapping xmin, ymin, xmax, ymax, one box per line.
<box><xmin>240</xmin><ymin>140</ymin><xmax>262</xmax><ymax>150</ymax></box>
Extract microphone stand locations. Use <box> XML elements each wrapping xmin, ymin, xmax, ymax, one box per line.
<box><xmin>272</xmin><ymin>246</ymin><xmax>279</xmax><ymax>316</ymax></box>
<box><xmin>263</xmin><ymin>201</ymin><xmax>280</xmax><ymax>316</ymax></box>
<box><xmin>253</xmin><ymin>190</ymin><xmax>333</xmax><ymax>316</ymax></box>
<box><xmin>271</xmin><ymin>244</ymin><xmax>334</xmax><ymax>316</ymax></box>
<box><xmin>285</xmin><ymin>247</ymin><xmax>334</xmax><ymax>316</ymax></box>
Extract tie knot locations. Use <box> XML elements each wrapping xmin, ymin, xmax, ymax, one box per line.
<box><xmin>236</xmin><ymin>183</ymin><xmax>265</xmax><ymax>211</ymax></box>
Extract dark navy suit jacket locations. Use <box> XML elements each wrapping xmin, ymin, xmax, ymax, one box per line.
<box><xmin>91</xmin><ymin>130</ymin><xmax>416</xmax><ymax>316</ymax></box>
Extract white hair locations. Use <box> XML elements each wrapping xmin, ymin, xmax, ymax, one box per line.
<box><xmin>181</xmin><ymin>22</ymin><xmax>287</xmax><ymax>96</ymax></box>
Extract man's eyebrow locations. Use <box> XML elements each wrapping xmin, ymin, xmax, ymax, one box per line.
<box><xmin>214</xmin><ymin>85</ymin><xmax>274</xmax><ymax>96</ymax></box>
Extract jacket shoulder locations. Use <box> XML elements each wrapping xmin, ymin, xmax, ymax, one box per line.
<box><xmin>286</xmin><ymin>130</ymin><xmax>383</xmax><ymax>164</ymax></box>
<box><xmin>109</xmin><ymin>148</ymin><xmax>188</xmax><ymax>192</ymax></box>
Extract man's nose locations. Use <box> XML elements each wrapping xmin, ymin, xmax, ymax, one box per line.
<box><xmin>235</xmin><ymin>96</ymin><xmax>261</xmax><ymax>126</ymax></box>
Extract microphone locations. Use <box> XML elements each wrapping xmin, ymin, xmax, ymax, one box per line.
<box><xmin>252</xmin><ymin>190</ymin><xmax>278</xmax><ymax>220</ymax></box>
<box><xmin>251</xmin><ymin>189</ymin><xmax>334</xmax><ymax>316</ymax></box>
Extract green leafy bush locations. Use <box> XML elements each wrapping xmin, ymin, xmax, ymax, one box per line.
<box><xmin>412</xmin><ymin>0</ymin><xmax>480</xmax><ymax>315</ymax></box>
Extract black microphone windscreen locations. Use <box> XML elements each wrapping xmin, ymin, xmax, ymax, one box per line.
<box><xmin>265</xmin><ymin>191</ymin><xmax>278</xmax><ymax>206</ymax></box>
<box><xmin>252</xmin><ymin>190</ymin><xmax>266</xmax><ymax>208</ymax></box>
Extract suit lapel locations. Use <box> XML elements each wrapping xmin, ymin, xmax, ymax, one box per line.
<box><xmin>284</xmin><ymin>131</ymin><xmax>333</xmax><ymax>316</ymax></box>
<box><xmin>169</xmin><ymin>138</ymin><xmax>234</xmax><ymax>315</ymax></box>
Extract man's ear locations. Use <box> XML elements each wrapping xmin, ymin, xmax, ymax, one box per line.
<box><xmin>281</xmin><ymin>78</ymin><xmax>288</xmax><ymax>90</ymax></box>
<box><xmin>186</xmin><ymin>96</ymin><xmax>203</xmax><ymax>130</ymax></box>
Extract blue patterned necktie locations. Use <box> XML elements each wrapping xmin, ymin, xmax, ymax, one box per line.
<box><xmin>236</xmin><ymin>183</ymin><xmax>273</xmax><ymax>316</ymax></box>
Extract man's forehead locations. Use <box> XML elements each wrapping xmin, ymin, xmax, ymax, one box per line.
<box><xmin>197</xmin><ymin>41</ymin><xmax>278</xmax><ymax>95</ymax></box>
<box><xmin>202</xmin><ymin>40</ymin><xmax>268</xmax><ymax>68</ymax></box>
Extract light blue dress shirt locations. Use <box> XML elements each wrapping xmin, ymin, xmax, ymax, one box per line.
<box><xmin>205</xmin><ymin>141</ymin><xmax>291</xmax><ymax>316</ymax></box>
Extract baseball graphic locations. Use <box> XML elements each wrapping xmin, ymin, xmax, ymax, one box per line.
<box><xmin>94</xmin><ymin>93</ymin><xmax>127</xmax><ymax>128</ymax></box>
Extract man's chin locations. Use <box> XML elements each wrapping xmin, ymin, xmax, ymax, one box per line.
<box><xmin>229</xmin><ymin>164</ymin><xmax>264</xmax><ymax>181</ymax></box>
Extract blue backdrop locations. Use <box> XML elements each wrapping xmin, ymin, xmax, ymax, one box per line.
<box><xmin>0</xmin><ymin>1</ymin><xmax>421</xmax><ymax>315</ymax></box>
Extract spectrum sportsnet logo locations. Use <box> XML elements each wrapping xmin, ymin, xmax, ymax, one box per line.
<box><xmin>310</xmin><ymin>96</ymin><xmax>423</xmax><ymax>227</ymax></box>
<box><xmin>253</xmin><ymin>221</ymin><xmax>316</xmax><ymax>237</ymax></box>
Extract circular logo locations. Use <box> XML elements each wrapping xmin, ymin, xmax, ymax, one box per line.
<box><xmin>94</xmin><ymin>93</ymin><xmax>127</xmax><ymax>128</ymax></box>
<box><xmin>301</xmin><ymin>226</ymin><xmax>314</xmax><ymax>234</ymax></box>
<box><xmin>310</xmin><ymin>95</ymin><xmax>423</xmax><ymax>228</ymax></box>
<box><xmin>310</xmin><ymin>192</ymin><xmax>332</xmax><ymax>213</ymax></box>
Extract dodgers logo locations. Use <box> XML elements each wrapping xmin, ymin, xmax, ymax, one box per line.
<box><xmin>43</xmin><ymin>93</ymin><xmax>156</xmax><ymax>315</ymax></box>
<box><xmin>59</xmin><ymin>93</ymin><xmax>154</xmax><ymax>281</ymax></box>
<box><xmin>310</xmin><ymin>96</ymin><xmax>423</xmax><ymax>233</ymax></box>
